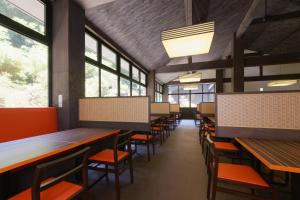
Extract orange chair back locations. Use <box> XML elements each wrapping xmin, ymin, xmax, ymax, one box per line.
<box><xmin>0</xmin><ymin>107</ymin><xmax>58</xmax><ymax>143</ymax></box>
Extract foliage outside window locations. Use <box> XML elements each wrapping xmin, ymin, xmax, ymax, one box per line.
<box><xmin>131</xmin><ymin>82</ymin><xmax>140</xmax><ymax>96</ymax></box>
<box><xmin>120</xmin><ymin>77</ymin><xmax>130</xmax><ymax>96</ymax></box>
<box><xmin>102</xmin><ymin>45</ymin><xmax>117</xmax><ymax>70</ymax></box>
<box><xmin>120</xmin><ymin>58</ymin><xmax>130</xmax><ymax>76</ymax></box>
<box><xmin>85</xmin><ymin>33</ymin><xmax>98</xmax><ymax>61</ymax></box>
<box><xmin>0</xmin><ymin>0</ymin><xmax>45</xmax><ymax>35</ymax></box>
<box><xmin>85</xmin><ymin>63</ymin><xmax>99</xmax><ymax>97</ymax></box>
<box><xmin>84</xmin><ymin>31</ymin><xmax>147</xmax><ymax>98</ymax></box>
<box><xmin>155</xmin><ymin>81</ymin><xmax>163</xmax><ymax>102</ymax></box>
<box><xmin>132</xmin><ymin>66</ymin><xmax>139</xmax><ymax>81</ymax></box>
<box><xmin>0</xmin><ymin>16</ymin><xmax>48</xmax><ymax>107</ymax></box>
<box><xmin>101</xmin><ymin>69</ymin><xmax>118</xmax><ymax>97</ymax></box>
<box><xmin>168</xmin><ymin>83</ymin><xmax>215</xmax><ymax>108</ymax></box>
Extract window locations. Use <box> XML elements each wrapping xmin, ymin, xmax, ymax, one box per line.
<box><xmin>168</xmin><ymin>95</ymin><xmax>178</xmax><ymax>104</ymax></box>
<box><xmin>0</xmin><ymin>25</ymin><xmax>48</xmax><ymax>107</ymax></box>
<box><xmin>101</xmin><ymin>69</ymin><xmax>118</xmax><ymax>97</ymax></box>
<box><xmin>85</xmin><ymin>63</ymin><xmax>99</xmax><ymax>97</ymax></box>
<box><xmin>84</xmin><ymin>30</ymin><xmax>147</xmax><ymax>98</ymax></box>
<box><xmin>155</xmin><ymin>81</ymin><xmax>163</xmax><ymax>102</ymax></box>
<box><xmin>140</xmin><ymin>85</ymin><xmax>146</xmax><ymax>96</ymax></box>
<box><xmin>131</xmin><ymin>82</ymin><xmax>140</xmax><ymax>96</ymax></box>
<box><xmin>120</xmin><ymin>58</ymin><xmax>130</xmax><ymax>76</ymax></box>
<box><xmin>120</xmin><ymin>77</ymin><xmax>130</xmax><ymax>96</ymax></box>
<box><xmin>85</xmin><ymin>33</ymin><xmax>98</xmax><ymax>60</ymax></box>
<box><xmin>0</xmin><ymin>0</ymin><xmax>45</xmax><ymax>34</ymax></box>
<box><xmin>168</xmin><ymin>83</ymin><xmax>215</xmax><ymax>108</ymax></box>
<box><xmin>101</xmin><ymin>45</ymin><xmax>117</xmax><ymax>70</ymax></box>
<box><xmin>179</xmin><ymin>94</ymin><xmax>189</xmax><ymax>107</ymax></box>
<box><xmin>132</xmin><ymin>66</ymin><xmax>139</xmax><ymax>81</ymax></box>
<box><xmin>140</xmin><ymin>72</ymin><xmax>146</xmax><ymax>85</ymax></box>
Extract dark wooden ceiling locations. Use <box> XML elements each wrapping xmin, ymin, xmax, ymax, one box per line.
<box><xmin>82</xmin><ymin>0</ymin><xmax>300</xmax><ymax>82</ymax></box>
<box><xmin>84</xmin><ymin>0</ymin><xmax>254</xmax><ymax>71</ymax></box>
<box><xmin>242</xmin><ymin>0</ymin><xmax>300</xmax><ymax>55</ymax></box>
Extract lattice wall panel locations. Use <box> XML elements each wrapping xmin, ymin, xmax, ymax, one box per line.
<box><xmin>197</xmin><ymin>103</ymin><xmax>215</xmax><ymax>114</ymax></box>
<box><xmin>79</xmin><ymin>97</ymin><xmax>149</xmax><ymax>123</ymax></box>
<box><xmin>217</xmin><ymin>92</ymin><xmax>300</xmax><ymax>130</ymax></box>
<box><xmin>170</xmin><ymin>104</ymin><xmax>180</xmax><ymax>112</ymax></box>
<box><xmin>151</xmin><ymin>103</ymin><xmax>170</xmax><ymax>114</ymax></box>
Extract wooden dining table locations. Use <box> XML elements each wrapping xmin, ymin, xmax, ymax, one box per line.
<box><xmin>236</xmin><ymin>137</ymin><xmax>300</xmax><ymax>200</ymax></box>
<box><xmin>0</xmin><ymin>128</ymin><xmax>119</xmax><ymax>199</ymax></box>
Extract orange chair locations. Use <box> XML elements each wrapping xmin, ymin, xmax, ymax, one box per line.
<box><xmin>9</xmin><ymin>147</ymin><xmax>90</xmax><ymax>200</ymax></box>
<box><xmin>131</xmin><ymin>132</ymin><xmax>155</xmax><ymax>161</ymax></box>
<box><xmin>88</xmin><ymin>131</ymin><xmax>133</xmax><ymax>200</ymax></box>
<box><xmin>206</xmin><ymin>136</ymin><xmax>275</xmax><ymax>200</ymax></box>
<box><xmin>151</xmin><ymin>125</ymin><xmax>164</xmax><ymax>144</ymax></box>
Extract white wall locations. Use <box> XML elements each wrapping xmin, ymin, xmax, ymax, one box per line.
<box><xmin>244</xmin><ymin>80</ymin><xmax>300</xmax><ymax>92</ymax></box>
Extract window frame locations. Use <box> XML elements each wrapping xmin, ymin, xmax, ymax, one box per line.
<box><xmin>155</xmin><ymin>81</ymin><xmax>163</xmax><ymax>102</ymax></box>
<box><xmin>167</xmin><ymin>83</ymin><xmax>215</xmax><ymax>108</ymax></box>
<box><xmin>0</xmin><ymin>0</ymin><xmax>52</xmax><ymax>106</ymax></box>
<box><xmin>84</xmin><ymin>29</ymin><xmax>147</xmax><ymax>98</ymax></box>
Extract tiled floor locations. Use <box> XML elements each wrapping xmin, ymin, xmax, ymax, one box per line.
<box><xmin>87</xmin><ymin>120</ymin><xmax>288</xmax><ymax>200</ymax></box>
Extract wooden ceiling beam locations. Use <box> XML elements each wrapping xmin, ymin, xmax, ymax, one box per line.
<box><xmin>156</xmin><ymin>52</ymin><xmax>300</xmax><ymax>73</ymax></box>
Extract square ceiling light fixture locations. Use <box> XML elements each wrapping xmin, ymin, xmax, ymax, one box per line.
<box><xmin>267</xmin><ymin>80</ymin><xmax>298</xmax><ymax>87</ymax></box>
<box><xmin>179</xmin><ymin>72</ymin><xmax>202</xmax><ymax>83</ymax></box>
<box><xmin>183</xmin><ymin>84</ymin><xmax>199</xmax><ymax>90</ymax></box>
<box><xmin>161</xmin><ymin>21</ymin><xmax>214</xmax><ymax>58</ymax></box>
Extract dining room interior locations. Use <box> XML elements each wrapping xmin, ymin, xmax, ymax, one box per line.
<box><xmin>0</xmin><ymin>0</ymin><xmax>300</xmax><ymax>200</ymax></box>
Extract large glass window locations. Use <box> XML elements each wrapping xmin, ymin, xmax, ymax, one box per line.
<box><xmin>85</xmin><ymin>33</ymin><xmax>98</xmax><ymax>61</ymax></box>
<box><xmin>155</xmin><ymin>81</ymin><xmax>163</xmax><ymax>102</ymax></box>
<box><xmin>120</xmin><ymin>77</ymin><xmax>130</xmax><ymax>96</ymax></box>
<box><xmin>101</xmin><ymin>45</ymin><xmax>117</xmax><ymax>70</ymax></box>
<box><xmin>85</xmin><ymin>63</ymin><xmax>99</xmax><ymax>97</ymax></box>
<box><xmin>168</xmin><ymin>95</ymin><xmax>178</xmax><ymax>104</ymax></box>
<box><xmin>120</xmin><ymin>58</ymin><xmax>130</xmax><ymax>76</ymax></box>
<box><xmin>101</xmin><ymin>69</ymin><xmax>118</xmax><ymax>97</ymax></box>
<box><xmin>168</xmin><ymin>83</ymin><xmax>215</xmax><ymax>108</ymax></box>
<box><xmin>131</xmin><ymin>82</ymin><xmax>140</xmax><ymax>96</ymax></box>
<box><xmin>140</xmin><ymin>72</ymin><xmax>146</xmax><ymax>85</ymax></box>
<box><xmin>132</xmin><ymin>66</ymin><xmax>139</xmax><ymax>81</ymax></box>
<box><xmin>0</xmin><ymin>0</ymin><xmax>45</xmax><ymax>34</ymax></box>
<box><xmin>0</xmin><ymin>25</ymin><xmax>48</xmax><ymax>107</ymax></box>
<box><xmin>140</xmin><ymin>85</ymin><xmax>146</xmax><ymax>96</ymax></box>
<box><xmin>179</xmin><ymin>94</ymin><xmax>189</xmax><ymax>107</ymax></box>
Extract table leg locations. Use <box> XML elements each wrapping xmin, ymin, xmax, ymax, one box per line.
<box><xmin>0</xmin><ymin>174</ymin><xmax>5</xmax><ymax>200</ymax></box>
<box><xmin>291</xmin><ymin>173</ymin><xmax>300</xmax><ymax>200</ymax></box>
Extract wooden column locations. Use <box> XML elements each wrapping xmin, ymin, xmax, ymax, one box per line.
<box><xmin>216</xmin><ymin>69</ymin><xmax>224</xmax><ymax>93</ymax></box>
<box><xmin>52</xmin><ymin>0</ymin><xmax>85</xmax><ymax>130</ymax></box>
<box><xmin>231</xmin><ymin>32</ymin><xmax>244</xmax><ymax>92</ymax></box>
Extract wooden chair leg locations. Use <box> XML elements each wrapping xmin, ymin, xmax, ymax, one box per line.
<box><xmin>128</xmin><ymin>156</ymin><xmax>134</xmax><ymax>184</ymax></box>
<box><xmin>207</xmin><ymin>172</ymin><xmax>212</xmax><ymax>199</ymax></box>
<box><xmin>146</xmin><ymin>140</ymin><xmax>150</xmax><ymax>161</ymax></box>
<box><xmin>114</xmin><ymin>164</ymin><xmax>120</xmax><ymax>200</ymax></box>
<box><xmin>105</xmin><ymin>164</ymin><xmax>109</xmax><ymax>182</ymax></box>
<box><xmin>152</xmin><ymin>140</ymin><xmax>155</xmax><ymax>155</ymax></box>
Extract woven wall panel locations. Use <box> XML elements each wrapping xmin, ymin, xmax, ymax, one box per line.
<box><xmin>151</xmin><ymin>103</ymin><xmax>170</xmax><ymax>114</ymax></box>
<box><xmin>79</xmin><ymin>97</ymin><xmax>149</xmax><ymax>123</ymax></box>
<box><xmin>170</xmin><ymin>104</ymin><xmax>180</xmax><ymax>112</ymax></box>
<box><xmin>197</xmin><ymin>103</ymin><xmax>215</xmax><ymax>114</ymax></box>
<box><xmin>217</xmin><ymin>92</ymin><xmax>300</xmax><ymax>130</ymax></box>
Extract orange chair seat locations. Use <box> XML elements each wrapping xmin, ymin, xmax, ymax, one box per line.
<box><xmin>9</xmin><ymin>180</ymin><xmax>82</xmax><ymax>200</ymax></box>
<box><xmin>151</xmin><ymin>126</ymin><xmax>162</xmax><ymax>131</ymax></box>
<box><xmin>89</xmin><ymin>149</ymin><xmax>129</xmax><ymax>164</ymax></box>
<box><xmin>131</xmin><ymin>134</ymin><xmax>153</xmax><ymax>141</ymax></box>
<box><xmin>215</xmin><ymin>142</ymin><xmax>239</xmax><ymax>152</ymax></box>
<box><xmin>209</xmin><ymin>127</ymin><xmax>215</xmax><ymax>131</ymax></box>
<box><xmin>218</xmin><ymin>163</ymin><xmax>270</xmax><ymax>188</ymax></box>
<box><xmin>210</xmin><ymin>132</ymin><xmax>216</xmax><ymax>137</ymax></box>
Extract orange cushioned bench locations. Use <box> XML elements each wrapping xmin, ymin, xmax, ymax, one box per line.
<box><xmin>0</xmin><ymin>107</ymin><xmax>58</xmax><ymax>143</ymax></box>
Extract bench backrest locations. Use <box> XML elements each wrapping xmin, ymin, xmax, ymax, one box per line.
<box><xmin>0</xmin><ymin>107</ymin><xmax>58</xmax><ymax>143</ymax></box>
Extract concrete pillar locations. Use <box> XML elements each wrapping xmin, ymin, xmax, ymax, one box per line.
<box><xmin>52</xmin><ymin>0</ymin><xmax>85</xmax><ymax>130</ymax></box>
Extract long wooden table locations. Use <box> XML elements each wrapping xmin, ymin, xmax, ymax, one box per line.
<box><xmin>0</xmin><ymin>128</ymin><xmax>119</xmax><ymax>199</ymax></box>
<box><xmin>236</xmin><ymin>138</ymin><xmax>300</xmax><ymax>200</ymax></box>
